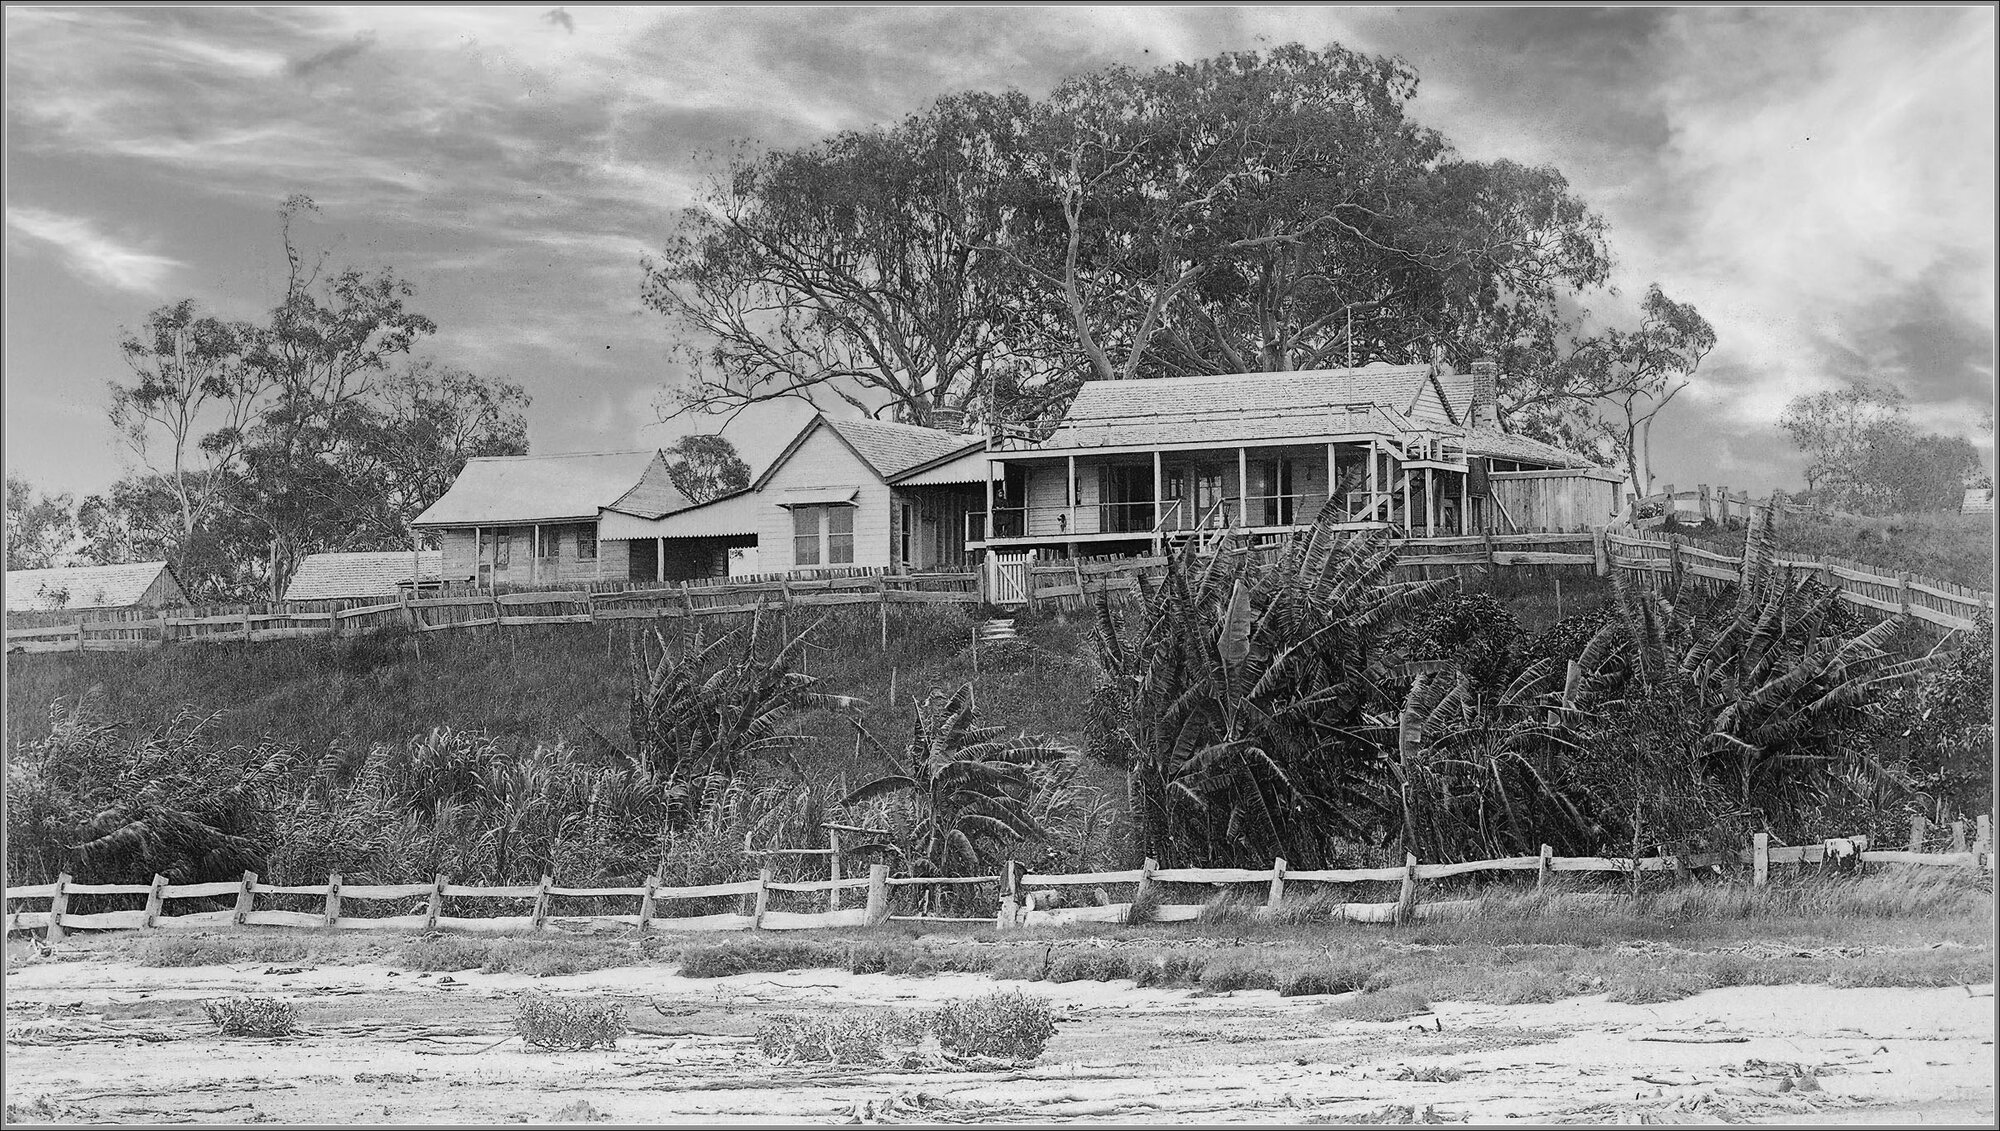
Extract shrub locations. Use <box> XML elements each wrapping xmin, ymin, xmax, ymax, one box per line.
<box><xmin>201</xmin><ymin>996</ymin><xmax>298</xmax><ymax>1037</ymax></box>
<box><xmin>930</xmin><ymin>990</ymin><xmax>1058</xmax><ymax>1062</ymax></box>
<box><xmin>756</xmin><ymin>1008</ymin><xmax>926</xmax><ymax>1063</ymax></box>
<box><xmin>1322</xmin><ymin>987</ymin><xmax>1430</xmax><ymax>1022</ymax></box>
<box><xmin>481</xmin><ymin>939</ymin><xmax>626</xmax><ymax>977</ymax></box>
<box><xmin>1046</xmin><ymin>950</ymin><xmax>1131</xmax><ymax>983</ymax></box>
<box><xmin>1279</xmin><ymin>961</ymin><xmax>1376</xmax><ymax>998</ymax></box>
<box><xmin>513</xmin><ymin>994</ymin><xmax>629</xmax><ymax>1051</ymax></box>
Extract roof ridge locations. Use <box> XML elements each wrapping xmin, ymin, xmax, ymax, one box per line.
<box><xmin>465</xmin><ymin>449</ymin><xmax>657</xmax><ymax>462</ymax></box>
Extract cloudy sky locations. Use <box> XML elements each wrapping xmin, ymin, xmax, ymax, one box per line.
<box><xmin>5</xmin><ymin>5</ymin><xmax>1994</xmax><ymax>502</ymax></box>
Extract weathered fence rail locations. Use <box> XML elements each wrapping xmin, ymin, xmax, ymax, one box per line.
<box><xmin>4</xmin><ymin>570</ymin><xmax>984</xmax><ymax>655</ymax></box>
<box><xmin>10</xmin><ymin>816</ymin><xmax>1986</xmax><ymax>939</ymax></box>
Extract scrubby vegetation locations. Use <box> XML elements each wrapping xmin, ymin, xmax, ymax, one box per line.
<box><xmin>512</xmin><ymin>994</ymin><xmax>629</xmax><ymax>1051</ymax></box>
<box><xmin>201</xmin><ymin>996</ymin><xmax>298</xmax><ymax>1037</ymax></box>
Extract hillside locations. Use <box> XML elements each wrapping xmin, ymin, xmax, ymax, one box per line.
<box><xmin>1674</xmin><ymin>509</ymin><xmax>1992</xmax><ymax>591</ymax></box>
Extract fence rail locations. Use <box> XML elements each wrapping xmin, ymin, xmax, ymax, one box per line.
<box><xmin>9</xmin><ymin>816</ymin><xmax>1987</xmax><ymax>939</ymax></box>
<box><xmin>4</xmin><ymin>571</ymin><xmax>983</xmax><ymax>655</ymax></box>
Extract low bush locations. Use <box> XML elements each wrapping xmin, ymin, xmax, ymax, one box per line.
<box><xmin>202</xmin><ymin>996</ymin><xmax>299</xmax><ymax>1037</ymax></box>
<box><xmin>512</xmin><ymin>994</ymin><xmax>628</xmax><ymax>1051</ymax></box>
<box><xmin>1046</xmin><ymin>949</ymin><xmax>1131</xmax><ymax>983</ymax></box>
<box><xmin>1322</xmin><ymin>987</ymin><xmax>1430</xmax><ymax>1022</ymax></box>
<box><xmin>755</xmin><ymin>1008</ymin><xmax>927</xmax><ymax>1063</ymax></box>
<box><xmin>931</xmin><ymin>990</ymin><xmax>1058</xmax><ymax>1061</ymax></box>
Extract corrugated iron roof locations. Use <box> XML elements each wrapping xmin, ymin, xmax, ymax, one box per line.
<box><xmin>412</xmin><ymin>451</ymin><xmax>666</xmax><ymax>527</ymax></box>
<box><xmin>826</xmin><ymin>417</ymin><xmax>983</xmax><ymax>480</ymax></box>
<box><xmin>1030</xmin><ymin>365</ymin><xmax>1447</xmax><ymax>450</ymax></box>
<box><xmin>283</xmin><ymin>551</ymin><xmax>446</xmax><ymax>601</ymax></box>
<box><xmin>1463</xmin><ymin>428</ymin><xmax>1599</xmax><ymax>469</ymax></box>
<box><xmin>5</xmin><ymin>561</ymin><xmax>180</xmax><ymax>611</ymax></box>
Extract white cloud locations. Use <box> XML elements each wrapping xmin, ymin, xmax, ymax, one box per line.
<box><xmin>4</xmin><ymin>207</ymin><xmax>183</xmax><ymax>292</ymax></box>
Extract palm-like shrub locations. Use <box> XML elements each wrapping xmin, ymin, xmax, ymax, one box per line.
<box><xmin>1086</xmin><ymin>512</ymin><xmax>1452</xmax><ymax>868</ymax></box>
<box><xmin>841</xmin><ymin>683</ymin><xmax>1072</xmax><ymax>880</ymax></box>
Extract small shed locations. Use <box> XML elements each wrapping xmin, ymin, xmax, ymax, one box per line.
<box><xmin>5</xmin><ymin>561</ymin><xmax>188</xmax><ymax>612</ymax></box>
<box><xmin>284</xmin><ymin>550</ymin><xmax>446</xmax><ymax>602</ymax></box>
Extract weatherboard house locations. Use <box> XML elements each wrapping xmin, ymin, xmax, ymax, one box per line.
<box><xmin>971</xmin><ymin>360</ymin><xmax>1621</xmax><ymax>558</ymax></box>
<box><xmin>598</xmin><ymin>415</ymin><xmax>991</xmax><ymax>578</ymax></box>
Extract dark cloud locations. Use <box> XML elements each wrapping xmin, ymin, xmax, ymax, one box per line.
<box><xmin>287</xmin><ymin>30</ymin><xmax>377</xmax><ymax>78</ymax></box>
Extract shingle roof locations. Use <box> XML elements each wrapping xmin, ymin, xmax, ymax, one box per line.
<box><xmin>605</xmin><ymin>458</ymin><xmax>695</xmax><ymax>520</ymax></box>
<box><xmin>412</xmin><ymin>451</ymin><xmax>666</xmax><ymax>527</ymax></box>
<box><xmin>826</xmin><ymin>418</ymin><xmax>982</xmax><ymax>480</ymax></box>
<box><xmin>5</xmin><ymin>562</ymin><xmax>181</xmax><ymax>612</ymax></box>
<box><xmin>1463</xmin><ymin>428</ymin><xmax>1600</xmax><ymax>469</ymax></box>
<box><xmin>1028</xmin><ymin>365</ymin><xmax>1447</xmax><ymax>451</ymax></box>
<box><xmin>284</xmin><ymin>551</ymin><xmax>446</xmax><ymax>601</ymax></box>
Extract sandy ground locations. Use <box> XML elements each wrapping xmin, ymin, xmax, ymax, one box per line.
<box><xmin>2</xmin><ymin>950</ymin><xmax>1993</xmax><ymax>1125</ymax></box>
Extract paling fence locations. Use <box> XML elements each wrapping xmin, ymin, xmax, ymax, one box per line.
<box><xmin>7</xmin><ymin>815</ymin><xmax>1988</xmax><ymax>940</ymax></box>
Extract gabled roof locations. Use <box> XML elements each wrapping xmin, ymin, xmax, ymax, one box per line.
<box><xmin>1027</xmin><ymin>365</ymin><xmax>1451</xmax><ymax>451</ymax></box>
<box><xmin>752</xmin><ymin>416</ymin><xmax>984</xmax><ymax>490</ymax></box>
<box><xmin>283</xmin><ymin>551</ymin><xmax>446</xmax><ymax>601</ymax></box>
<box><xmin>5</xmin><ymin>561</ymin><xmax>182</xmax><ymax>612</ymax></box>
<box><xmin>412</xmin><ymin>451</ymin><xmax>677</xmax><ymax>527</ymax></box>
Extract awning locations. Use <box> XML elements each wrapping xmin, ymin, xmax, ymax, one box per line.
<box><xmin>776</xmin><ymin>485</ymin><xmax>859</xmax><ymax>507</ymax></box>
<box><xmin>893</xmin><ymin>449</ymin><xmax>992</xmax><ymax>487</ymax></box>
<box><xmin>599</xmin><ymin>489</ymin><xmax>761</xmax><ymax>540</ymax></box>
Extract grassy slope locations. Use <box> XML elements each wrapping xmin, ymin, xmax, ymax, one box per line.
<box><xmin>1675</xmin><ymin>510</ymin><xmax>1993</xmax><ymax>591</ymax></box>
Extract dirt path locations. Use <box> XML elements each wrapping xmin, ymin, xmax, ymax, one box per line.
<box><xmin>4</xmin><ymin>957</ymin><xmax>1992</xmax><ymax>1124</ymax></box>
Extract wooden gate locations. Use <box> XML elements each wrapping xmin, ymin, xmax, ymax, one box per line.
<box><xmin>986</xmin><ymin>551</ymin><xmax>1032</xmax><ymax>606</ymax></box>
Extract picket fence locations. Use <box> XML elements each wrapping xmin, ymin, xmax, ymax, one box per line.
<box><xmin>8</xmin><ymin>815</ymin><xmax>1988</xmax><ymax>940</ymax></box>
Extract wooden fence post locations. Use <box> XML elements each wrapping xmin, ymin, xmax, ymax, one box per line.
<box><xmin>877</xmin><ymin>575</ymin><xmax>890</xmax><ymax>651</ymax></box>
<box><xmin>531</xmin><ymin>874</ymin><xmax>553</xmax><ymax>931</ymax></box>
<box><xmin>827</xmin><ymin>828</ymin><xmax>844</xmax><ymax>913</ymax></box>
<box><xmin>141</xmin><ymin>873</ymin><xmax>168</xmax><ymax>930</ymax></box>
<box><xmin>1265</xmin><ymin>857</ymin><xmax>1287</xmax><ymax>915</ymax></box>
<box><xmin>1129</xmin><ymin>857</ymin><xmax>1158</xmax><ymax>925</ymax></box>
<box><xmin>1897</xmin><ymin>571</ymin><xmax>1913</xmax><ymax>615</ymax></box>
<box><xmin>75</xmin><ymin>622</ymin><xmax>87</xmax><ymax>653</ymax></box>
<box><xmin>1667</xmin><ymin>535</ymin><xmax>1684</xmax><ymax>590</ymax></box>
<box><xmin>1976</xmin><ymin>815</ymin><xmax>1992</xmax><ymax>854</ymax></box>
<box><xmin>46</xmin><ymin>873</ymin><xmax>70</xmax><ymax>944</ymax></box>
<box><xmin>1697</xmin><ymin>484</ymin><xmax>1712</xmax><ymax>524</ymax></box>
<box><xmin>1909</xmin><ymin>813</ymin><xmax>1928</xmax><ymax>853</ymax></box>
<box><xmin>751</xmin><ymin>866</ymin><xmax>771</xmax><ymax>930</ymax></box>
<box><xmin>234</xmin><ymin>871</ymin><xmax>258</xmax><ymax>927</ymax></box>
<box><xmin>324</xmin><ymin>873</ymin><xmax>343</xmax><ymax>928</ymax></box>
<box><xmin>1394</xmin><ymin>853</ymin><xmax>1420</xmax><ymax>924</ymax></box>
<box><xmin>1593</xmin><ymin>529</ymin><xmax>1610</xmax><ymax>577</ymax></box>
<box><xmin>999</xmin><ymin>860</ymin><xmax>1021</xmax><ymax>930</ymax></box>
<box><xmin>637</xmin><ymin>876</ymin><xmax>659</xmax><ymax>934</ymax></box>
<box><xmin>1751</xmin><ymin>834</ymin><xmax>1769</xmax><ymax>888</ymax></box>
<box><xmin>425</xmin><ymin>874</ymin><xmax>446</xmax><ymax>930</ymax></box>
<box><xmin>1951</xmin><ymin>819</ymin><xmax>1968</xmax><ymax>853</ymax></box>
<box><xmin>1537</xmin><ymin>844</ymin><xmax>1553</xmax><ymax>891</ymax></box>
<box><xmin>1716</xmin><ymin>485</ymin><xmax>1731</xmax><ymax>525</ymax></box>
<box><xmin>865</xmin><ymin>864</ymin><xmax>890</xmax><ymax>926</ymax></box>
<box><xmin>1670</xmin><ymin>843</ymin><xmax>1688</xmax><ymax>886</ymax></box>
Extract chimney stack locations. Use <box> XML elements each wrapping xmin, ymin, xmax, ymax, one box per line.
<box><xmin>1470</xmin><ymin>359</ymin><xmax>1499</xmax><ymax>429</ymax></box>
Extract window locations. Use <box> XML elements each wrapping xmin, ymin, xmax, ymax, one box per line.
<box><xmin>793</xmin><ymin>506</ymin><xmax>821</xmax><ymax>566</ymax></box>
<box><xmin>575</xmin><ymin>523</ymin><xmax>597</xmax><ymax>561</ymax></box>
<box><xmin>826</xmin><ymin>504</ymin><xmax>855</xmax><ymax>565</ymax></box>
<box><xmin>494</xmin><ymin>530</ymin><xmax>512</xmax><ymax>569</ymax></box>
<box><xmin>536</xmin><ymin>526</ymin><xmax>560</xmax><ymax>559</ymax></box>
<box><xmin>793</xmin><ymin>504</ymin><xmax>856</xmax><ymax>568</ymax></box>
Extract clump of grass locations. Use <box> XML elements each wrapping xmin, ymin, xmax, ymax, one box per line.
<box><xmin>399</xmin><ymin>934</ymin><xmax>493</xmax><ymax>972</ymax></box>
<box><xmin>1046</xmin><ymin>949</ymin><xmax>1131</xmax><ymax>983</ymax></box>
<box><xmin>676</xmin><ymin>939</ymin><xmax>841</xmax><ymax>978</ymax></box>
<box><xmin>201</xmin><ymin>996</ymin><xmax>299</xmax><ymax>1037</ymax></box>
<box><xmin>931</xmin><ymin>990</ymin><xmax>1057</xmax><ymax>1061</ymax></box>
<box><xmin>480</xmin><ymin>938</ymin><xmax>626</xmax><ymax>977</ymax></box>
<box><xmin>136</xmin><ymin>936</ymin><xmax>240</xmax><ymax>967</ymax></box>
<box><xmin>1199</xmin><ymin>964</ymin><xmax>1278</xmax><ymax>993</ymax></box>
<box><xmin>512</xmin><ymin>994</ymin><xmax>628</xmax><ymax>1051</ymax></box>
<box><xmin>1130</xmin><ymin>952</ymin><xmax>1206</xmax><ymax>988</ymax></box>
<box><xmin>1486</xmin><ymin>969</ymin><xmax>1569</xmax><ymax>1004</ymax></box>
<box><xmin>1605</xmin><ymin>966</ymin><xmax>1712</xmax><ymax>1004</ymax></box>
<box><xmin>1322</xmin><ymin>986</ymin><xmax>1429</xmax><ymax>1022</ymax></box>
<box><xmin>1197</xmin><ymin>891</ymin><xmax>1258</xmax><ymax>926</ymax></box>
<box><xmin>1828</xmin><ymin>951</ymin><xmax>1992</xmax><ymax>988</ymax></box>
<box><xmin>756</xmin><ymin>1007</ymin><xmax>927</xmax><ymax>1063</ymax></box>
<box><xmin>1279</xmin><ymin>960</ymin><xmax>1378</xmax><ymax>998</ymax></box>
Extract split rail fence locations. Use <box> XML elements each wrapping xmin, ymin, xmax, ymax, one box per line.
<box><xmin>8</xmin><ymin>815</ymin><xmax>1988</xmax><ymax>940</ymax></box>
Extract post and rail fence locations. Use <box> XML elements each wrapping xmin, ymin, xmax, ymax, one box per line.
<box><xmin>8</xmin><ymin>815</ymin><xmax>1988</xmax><ymax>940</ymax></box>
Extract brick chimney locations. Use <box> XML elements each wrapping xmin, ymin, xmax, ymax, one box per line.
<box><xmin>1469</xmin><ymin>359</ymin><xmax>1500</xmax><ymax>429</ymax></box>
